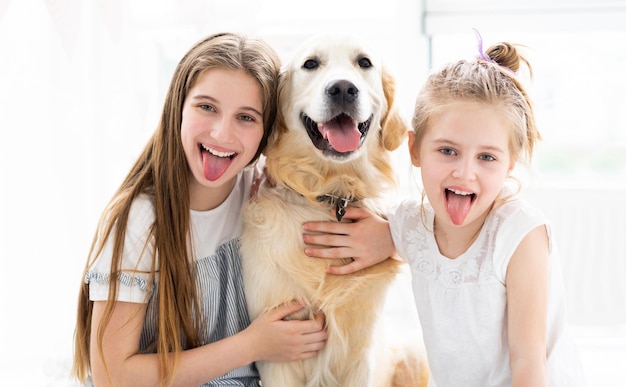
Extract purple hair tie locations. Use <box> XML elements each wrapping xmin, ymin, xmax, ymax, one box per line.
<box><xmin>473</xmin><ymin>28</ymin><xmax>496</xmax><ymax>64</ymax></box>
<box><xmin>473</xmin><ymin>28</ymin><xmax>516</xmax><ymax>74</ymax></box>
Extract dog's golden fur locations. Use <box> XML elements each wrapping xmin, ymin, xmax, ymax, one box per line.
<box><xmin>241</xmin><ymin>33</ymin><xmax>428</xmax><ymax>387</ymax></box>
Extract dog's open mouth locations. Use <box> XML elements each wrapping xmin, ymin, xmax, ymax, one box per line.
<box><xmin>301</xmin><ymin>112</ymin><xmax>371</xmax><ymax>156</ymax></box>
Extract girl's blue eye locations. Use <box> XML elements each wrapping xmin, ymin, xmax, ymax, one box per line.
<box><xmin>239</xmin><ymin>115</ymin><xmax>254</xmax><ymax>122</ymax></box>
<box><xmin>479</xmin><ymin>154</ymin><xmax>496</xmax><ymax>161</ymax></box>
<box><xmin>440</xmin><ymin>148</ymin><xmax>456</xmax><ymax>156</ymax></box>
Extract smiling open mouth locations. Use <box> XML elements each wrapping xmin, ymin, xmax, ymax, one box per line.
<box><xmin>301</xmin><ymin>112</ymin><xmax>372</xmax><ymax>157</ymax></box>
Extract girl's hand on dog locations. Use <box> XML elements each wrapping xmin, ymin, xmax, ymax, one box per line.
<box><xmin>245</xmin><ymin>301</ymin><xmax>327</xmax><ymax>363</ymax></box>
<box><xmin>302</xmin><ymin>207</ymin><xmax>398</xmax><ymax>275</ymax></box>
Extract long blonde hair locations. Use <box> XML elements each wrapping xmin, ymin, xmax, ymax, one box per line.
<box><xmin>72</xmin><ymin>32</ymin><xmax>280</xmax><ymax>386</ymax></box>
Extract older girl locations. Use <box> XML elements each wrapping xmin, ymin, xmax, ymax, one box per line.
<box><xmin>73</xmin><ymin>32</ymin><xmax>326</xmax><ymax>387</ymax></box>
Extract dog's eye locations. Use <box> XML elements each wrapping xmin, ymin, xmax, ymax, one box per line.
<box><xmin>358</xmin><ymin>57</ymin><xmax>372</xmax><ymax>69</ymax></box>
<box><xmin>302</xmin><ymin>59</ymin><xmax>319</xmax><ymax>70</ymax></box>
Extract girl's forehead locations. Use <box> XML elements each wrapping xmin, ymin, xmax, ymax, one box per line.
<box><xmin>426</xmin><ymin>103</ymin><xmax>513</xmax><ymax>147</ymax></box>
<box><xmin>430</xmin><ymin>101</ymin><xmax>505</xmax><ymax>129</ymax></box>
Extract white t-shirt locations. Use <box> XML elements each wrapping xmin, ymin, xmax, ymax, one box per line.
<box><xmin>87</xmin><ymin>168</ymin><xmax>252</xmax><ymax>303</ymax></box>
<box><xmin>389</xmin><ymin>198</ymin><xmax>586</xmax><ymax>387</ymax></box>
<box><xmin>85</xmin><ymin>166</ymin><xmax>261</xmax><ymax>386</ymax></box>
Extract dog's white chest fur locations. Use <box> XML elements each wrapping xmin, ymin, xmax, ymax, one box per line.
<box><xmin>241</xmin><ymin>180</ymin><xmax>401</xmax><ymax>387</ymax></box>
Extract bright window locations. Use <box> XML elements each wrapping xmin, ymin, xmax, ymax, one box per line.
<box><xmin>428</xmin><ymin>30</ymin><xmax>626</xmax><ymax>187</ymax></box>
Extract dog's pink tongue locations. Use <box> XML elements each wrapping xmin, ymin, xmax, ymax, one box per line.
<box><xmin>319</xmin><ymin>115</ymin><xmax>361</xmax><ymax>152</ymax></box>
<box><xmin>446</xmin><ymin>192</ymin><xmax>472</xmax><ymax>225</ymax></box>
<box><xmin>202</xmin><ymin>150</ymin><xmax>231</xmax><ymax>181</ymax></box>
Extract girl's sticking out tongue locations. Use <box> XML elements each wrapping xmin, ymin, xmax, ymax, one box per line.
<box><xmin>201</xmin><ymin>148</ymin><xmax>232</xmax><ymax>181</ymax></box>
<box><xmin>446</xmin><ymin>189</ymin><xmax>474</xmax><ymax>225</ymax></box>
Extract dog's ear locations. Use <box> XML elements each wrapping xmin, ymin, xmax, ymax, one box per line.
<box><xmin>380</xmin><ymin>68</ymin><xmax>409</xmax><ymax>151</ymax></box>
<box><xmin>264</xmin><ymin>68</ymin><xmax>291</xmax><ymax>155</ymax></box>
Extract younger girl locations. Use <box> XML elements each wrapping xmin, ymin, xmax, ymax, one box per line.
<box><xmin>304</xmin><ymin>39</ymin><xmax>585</xmax><ymax>386</ymax></box>
<box><xmin>73</xmin><ymin>32</ymin><xmax>327</xmax><ymax>387</ymax></box>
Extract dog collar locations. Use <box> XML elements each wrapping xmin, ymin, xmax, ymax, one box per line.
<box><xmin>316</xmin><ymin>194</ymin><xmax>357</xmax><ymax>221</ymax></box>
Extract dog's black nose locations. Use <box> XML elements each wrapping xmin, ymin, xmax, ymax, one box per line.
<box><xmin>325</xmin><ymin>80</ymin><xmax>358</xmax><ymax>105</ymax></box>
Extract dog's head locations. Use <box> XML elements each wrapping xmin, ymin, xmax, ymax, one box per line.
<box><xmin>266</xmin><ymin>33</ymin><xmax>408</xmax><ymax>199</ymax></box>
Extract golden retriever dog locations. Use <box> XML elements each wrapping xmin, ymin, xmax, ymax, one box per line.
<box><xmin>241</xmin><ymin>33</ymin><xmax>428</xmax><ymax>387</ymax></box>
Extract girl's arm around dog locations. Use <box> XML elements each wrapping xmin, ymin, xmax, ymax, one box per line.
<box><xmin>302</xmin><ymin>207</ymin><xmax>399</xmax><ymax>275</ymax></box>
<box><xmin>89</xmin><ymin>301</ymin><xmax>326</xmax><ymax>387</ymax></box>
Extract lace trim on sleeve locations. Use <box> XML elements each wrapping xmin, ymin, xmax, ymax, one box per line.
<box><xmin>85</xmin><ymin>270</ymin><xmax>150</xmax><ymax>292</ymax></box>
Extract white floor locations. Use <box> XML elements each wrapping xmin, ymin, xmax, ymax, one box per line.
<box><xmin>2</xmin><ymin>332</ymin><xmax>623</xmax><ymax>387</ymax></box>
<box><xmin>572</xmin><ymin>325</ymin><xmax>626</xmax><ymax>387</ymax></box>
<box><xmin>1</xmin><ymin>271</ymin><xmax>624</xmax><ymax>386</ymax></box>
